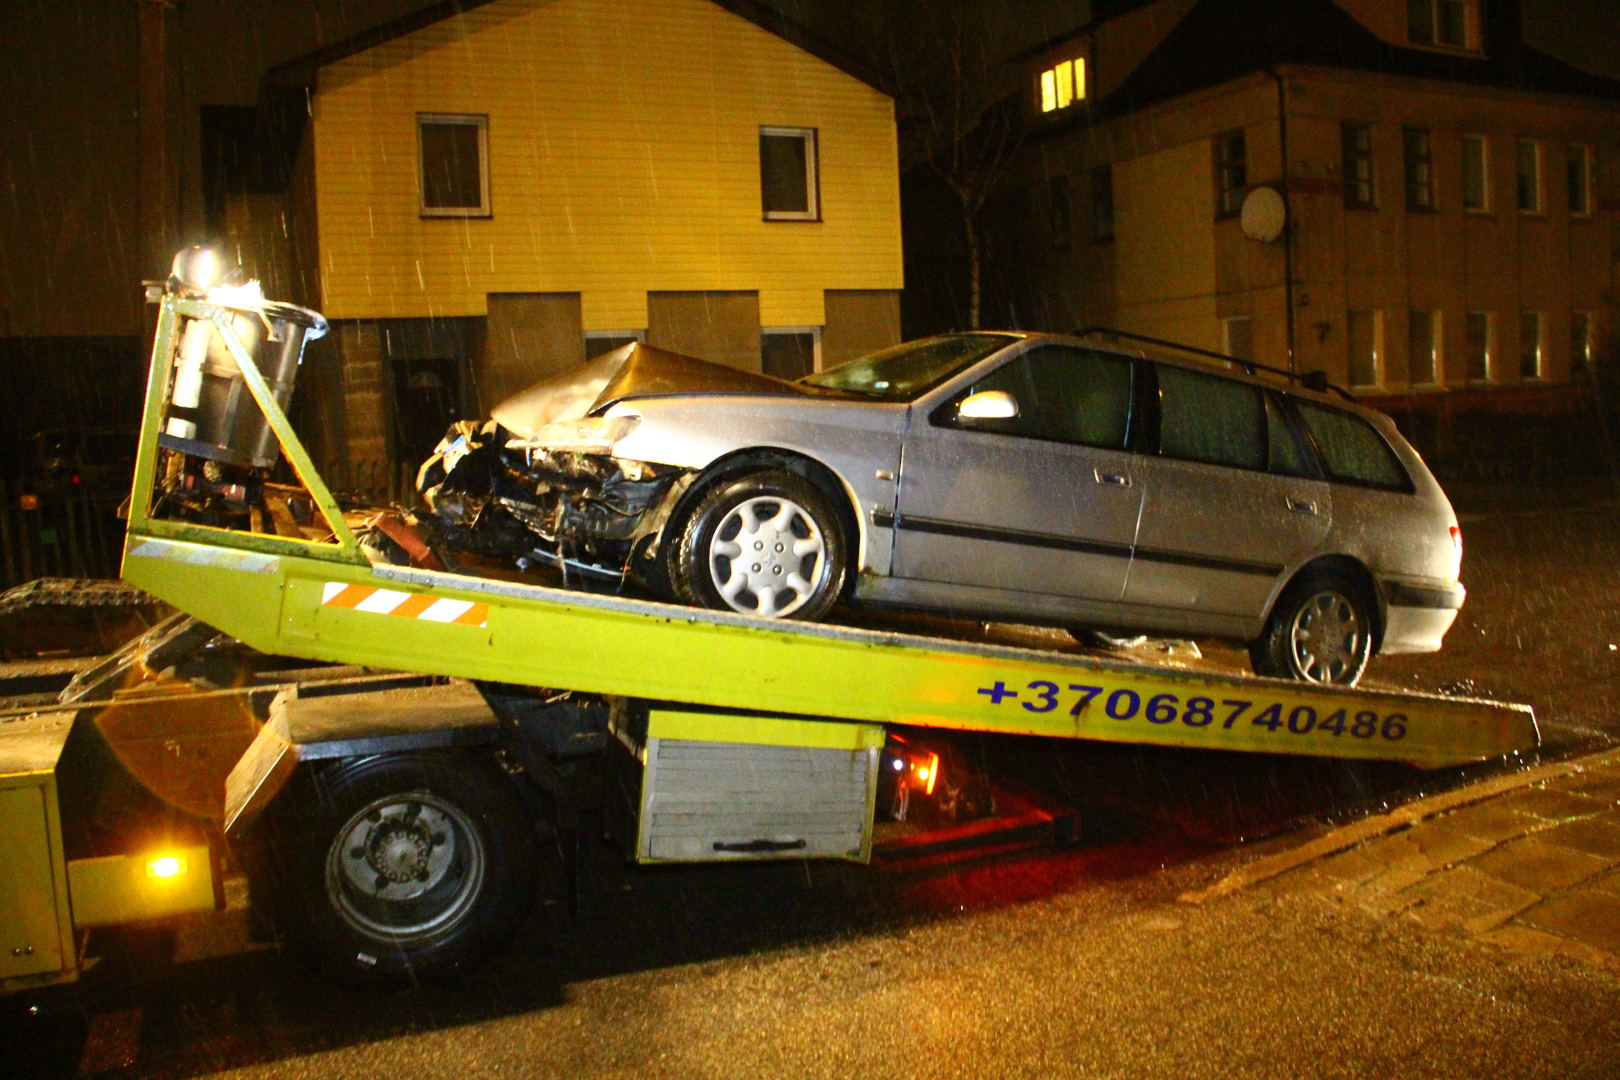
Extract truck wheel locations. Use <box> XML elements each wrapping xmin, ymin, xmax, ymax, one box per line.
<box><xmin>269</xmin><ymin>752</ymin><xmax>537</xmax><ymax>987</ymax></box>
<box><xmin>670</xmin><ymin>469</ymin><xmax>847</xmax><ymax>620</ymax></box>
<box><xmin>1250</xmin><ymin>570</ymin><xmax>1374</xmax><ymax>686</ymax></box>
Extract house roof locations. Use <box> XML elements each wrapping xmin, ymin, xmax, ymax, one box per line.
<box><xmin>1034</xmin><ymin>0</ymin><xmax>1620</xmax><ymax>131</ymax></box>
<box><xmin>262</xmin><ymin>0</ymin><xmax>889</xmax><ymax>95</ymax></box>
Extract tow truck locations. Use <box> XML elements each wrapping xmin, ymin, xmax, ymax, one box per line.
<box><xmin>0</xmin><ymin>260</ymin><xmax>1540</xmax><ymax>992</ymax></box>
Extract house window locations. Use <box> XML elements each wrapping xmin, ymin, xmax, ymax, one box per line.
<box><xmin>1342</xmin><ymin>123</ymin><xmax>1375</xmax><ymax>209</ymax></box>
<box><xmin>1038</xmin><ymin>57</ymin><xmax>1086</xmax><ymax>113</ymax></box>
<box><xmin>584</xmin><ymin>330</ymin><xmax>644</xmax><ymax>361</ymax></box>
<box><xmin>1572</xmin><ymin>311</ymin><xmax>1593</xmax><ymax>372</ymax></box>
<box><xmin>1462</xmin><ymin>134</ymin><xmax>1489</xmax><ymax>211</ymax></box>
<box><xmin>1408</xmin><ymin>0</ymin><xmax>1473</xmax><ymax>48</ymax></box>
<box><xmin>1519</xmin><ymin>311</ymin><xmax>1544</xmax><ymax>379</ymax></box>
<box><xmin>1223</xmin><ymin>316</ymin><xmax>1253</xmax><ymax>362</ymax></box>
<box><xmin>1347</xmin><ymin>310</ymin><xmax>1382</xmax><ymax>388</ymax></box>
<box><xmin>1049</xmin><ymin>175</ymin><xmax>1071</xmax><ymax>249</ymax></box>
<box><xmin>1408</xmin><ymin>310</ymin><xmax>1440</xmax><ymax>386</ymax></box>
<box><xmin>1215</xmin><ymin>131</ymin><xmax>1246</xmax><ymax>217</ymax></box>
<box><xmin>1569</xmin><ymin>144</ymin><xmax>1593</xmax><ymax>217</ymax></box>
<box><xmin>1404</xmin><ymin>127</ymin><xmax>1434</xmax><ymax>210</ymax></box>
<box><xmin>760</xmin><ymin>127</ymin><xmax>819</xmax><ymax>221</ymax></box>
<box><xmin>1465</xmin><ymin>311</ymin><xmax>1493</xmax><ymax>381</ymax></box>
<box><xmin>1091</xmin><ymin>165</ymin><xmax>1114</xmax><ymax>241</ymax></box>
<box><xmin>419</xmin><ymin>113</ymin><xmax>490</xmax><ymax>217</ymax></box>
<box><xmin>1516</xmin><ymin>139</ymin><xmax>1541</xmax><ymax>213</ymax></box>
<box><xmin>761</xmin><ymin>328</ymin><xmax>820</xmax><ymax>379</ymax></box>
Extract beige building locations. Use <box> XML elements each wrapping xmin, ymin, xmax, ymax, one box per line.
<box><xmin>242</xmin><ymin>0</ymin><xmax>902</xmax><ymax>484</ymax></box>
<box><xmin>1001</xmin><ymin>0</ymin><xmax>1619</xmax><ymax>422</ymax></box>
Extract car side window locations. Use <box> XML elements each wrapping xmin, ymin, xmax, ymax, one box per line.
<box><xmin>1292</xmin><ymin>400</ymin><xmax>1413</xmax><ymax>491</ymax></box>
<box><xmin>1156</xmin><ymin>364</ymin><xmax>1264</xmax><ymax>470</ymax></box>
<box><xmin>1265</xmin><ymin>394</ymin><xmax>1315</xmax><ymax>477</ymax></box>
<box><xmin>947</xmin><ymin>345</ymin><xmax>1132</xmax><ymax>450</ymax></box>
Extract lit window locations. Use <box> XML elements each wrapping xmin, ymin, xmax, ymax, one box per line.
<box><xmin>1348</xmin><ymin>310</ymin><xmax>1382</xmax><ymax>388</ymax></box>
<box><xmin>1091</xmin><ymin>165</ymin><xmax>1114</xmax><ymax>241</ymax></box>
<box><xmin>1342</xmin><ymin>123</ymin><xmax>1375</xmax><ymax>210</ymax></box>
<box><xmin>1215</xmin><ymin>131</ymin><xmax>1247</xmax><ymax>216</ymax></box>
<box><xmin>1403</xmin><ymin>127</ymin><xmax>1434</xmax><ymax>210</ymax></box>
<box><xmin>1408</xmin><ymin>310</ymin><xmax>1440</xmax><ymax>385</ymax></box>
<box><xmin>1465</xmin><ymin>311</ymin><xmax>1492</xmax><ymax>381</ymax></box>
<box><xmin>584</xmin><ymin>330</ymin><xmax>644</xmax><ymax>361</ymax></box>
<box><xmin>762</xmin><ymin>328</ymin><xmax>820</xmax><ymax>379</ymax></box>
<box><xmin>1569</xmin><ymin>144</ymin><xmax>1593</xmax><ymax>217</ymax></box>
<box><xmin>1462</xmin><ymin>134</ymin><xmax>1489</xmax><ymax>211</ymax></box>
<box><xmin>1516</xmin><ymin>139</ymin><xmax>1542</xmax><ymax>214</ymax></box>
<box><xmin>1408</xmin><ymin>0</ymin><xmax>1473</xmax><ymax>49</ymax></box>
<box><xmin>760</xmin><ymin>127</ymin><xmax>819</xmax><ymax>221</ymax></box>
<box><xmin>1038</xmin><ymin>58</ymin><xmax>1086</xmax><ymax>113</ymax></box>
<box><xmin>419</xmin><ymin>113</ymin><xmax>490</xmax><ymax>217</ymax></box>
<box><xmin>1520</xmin><ymin>311</ymin><xmax>1543</xmax><ymax>379</ymax></box>
<box><xmin>1572</xmin><ymin>311</ymin><xmax>1593</xmax><ymax>372</ymax></box>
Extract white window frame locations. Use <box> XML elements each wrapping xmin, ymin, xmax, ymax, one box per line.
<box><xmin>1465</xmin><ymin>310</ymin><xmax>1494</xmax><ymax>382</ymax></box>
<box><xmin>760</xmin><ymin>326</ymin><xmax>822</xmax><ymax>377</ymax></box>
<box><xmin>418</xmin><ymin>113</ymin><xmax>491</xmax><ymax>218</ymax></box>
<box><xmin>759</xmin><ymin>127</ymin><xmax>820</xmax><ymax>222</ymax></box>
<box><xmin>1408</xmin><ymin>0</ymin><xmax>1477</xmax><ymax>50</ymax></box>
<box><xmin>1347</xmin><ymin>310</ymin><xmax>1383</xmax><ymax>389</ymax></box>
<box><xmin>1462</xmin><ymin>134</ymin><xmax>1490</xmax><ymax>213</ymax></box>
<box><xmin>1569</xmin><ymin>144</ymin><xmax>1594</xmax><ymax>218</ymax></box>
<box><xmin>1408</xmin><ymin>309</ymin><xmax>1442</xmax><ymax>387</ymax></box>
<box><xmin>1516</xmin><ymin>138</ymin><xmax>1542</xmax><ymax>215</ymax></box>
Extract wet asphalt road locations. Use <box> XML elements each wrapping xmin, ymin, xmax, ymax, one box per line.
<box><xmin>12</xmin><ymin>491</ymin><xmax>1620</xmax><ymax>1078</ymax></box>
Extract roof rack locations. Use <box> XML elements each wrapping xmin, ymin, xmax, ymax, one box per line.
<box><xmin>1072</xmin><ymin>326</ymin><xmax>1355</xmax><ymax>402</ymax></box>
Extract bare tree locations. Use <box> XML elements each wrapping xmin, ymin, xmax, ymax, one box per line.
<box><xmin>878</xmin><ymin>0</ymin><xmax>1027</xmax><ymax>329</ymax></box>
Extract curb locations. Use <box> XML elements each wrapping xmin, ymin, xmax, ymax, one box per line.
<box><xmin>1178</xmin><ymin>746</ymin><xmax>1620</xmax><ymax>904</ymax></box>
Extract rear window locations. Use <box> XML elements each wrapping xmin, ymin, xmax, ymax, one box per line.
<box><xmin>1293</xmin><ymin>401</ymin><xmax>1412</xmax><ymax>491</ymax></box>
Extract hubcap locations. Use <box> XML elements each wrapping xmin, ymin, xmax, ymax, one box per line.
<box><xmin>1287</xmin><ymin>589</ymin><xmax>1367</xmax><ymax>683</ymax></box>
<box><xmin>326</xmin><ymin>792</ymin><xmax>484</xmax><ymax>942</ymax></box>
<box><xmin>707</xmin><ymin>495</ymin><xmax>827</xmax><ymax>617</ymax></box>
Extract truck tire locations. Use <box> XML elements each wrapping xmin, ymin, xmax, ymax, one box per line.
<box><xmin>264</xmin><ymin>751</ymin><xmax>538</xmax><ymax>987</ymax></box>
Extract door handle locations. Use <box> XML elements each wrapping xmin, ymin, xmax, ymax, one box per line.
<box><xmin>1286</xmin><ymin>497</ymin><xmax>1319</xmax><ymax>515</ymax></box>
<box><xmin>1094</xmin><ymin>471</ymin><xmax>1132</xmax><ymax>487</ymax></box>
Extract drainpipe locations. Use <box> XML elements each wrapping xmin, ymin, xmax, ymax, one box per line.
<box><xmin>1265</xmin><ymin>66</ymin><xmax>1297</xmax><ymax>375</ymax></box>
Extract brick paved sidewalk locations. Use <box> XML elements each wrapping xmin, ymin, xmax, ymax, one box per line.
<box><xmin>1183</xmin><ymin>748</ymin><xmax>1620</xmax><ymax>968</ymax></box>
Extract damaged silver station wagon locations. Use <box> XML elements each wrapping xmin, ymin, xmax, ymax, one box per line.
<box><xmin>414</xmin><ymin>331</ymin><xmax>1466</xmax><ymax>686</ymax></box>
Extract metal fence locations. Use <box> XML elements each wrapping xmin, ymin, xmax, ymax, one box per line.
<box><xmin>0</xmin><ymin>477</ymin><xmax>126</xmax><ymax>589</ymax></box>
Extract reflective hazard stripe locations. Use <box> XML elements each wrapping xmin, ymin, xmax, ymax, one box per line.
<box><xmin>321</xmin><ymin>582</ymin><xmax>488</xmax><ymax>627</ymax></box>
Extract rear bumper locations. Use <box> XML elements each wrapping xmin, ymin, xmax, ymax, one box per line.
<box><xmin>1379</xmin><ymin>578</ymin><xmax>1465</xmax><ymax>654</ymax></box>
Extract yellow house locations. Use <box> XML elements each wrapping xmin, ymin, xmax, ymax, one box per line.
<box><xmin>1002</xmin><ymin>0</ymin><xmax>1618</xmax><ymax>425</ymax></box>
<box><xmin>249</xmin><ymin>0</ymin><xmax>902</xmax><ymax>483</ymax></box>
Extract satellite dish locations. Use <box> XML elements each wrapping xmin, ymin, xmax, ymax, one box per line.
<box><xmin>1240</xmin><ymin>186</ymin><xmax>1287</xmax><ymax>243</ymax></box>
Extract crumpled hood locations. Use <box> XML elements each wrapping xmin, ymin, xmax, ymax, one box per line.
<box><xmin>490</xmin><ymin>342</ymin><xmax>804</xmax><ymax>439</ymax></box>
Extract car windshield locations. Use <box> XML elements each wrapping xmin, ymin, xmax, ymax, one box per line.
<box><xmin>801</xmin><ymin>333</ymin><xmax>1015</xmax><ymax>401</ymax></box>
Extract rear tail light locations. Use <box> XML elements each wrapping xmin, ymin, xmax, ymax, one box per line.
<box><xmin>1450</xmin><ymin>524</ymin><xmax>1463</xmax><ymax>565</ymax></box>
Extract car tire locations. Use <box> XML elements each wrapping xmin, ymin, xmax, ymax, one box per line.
<box><xmin>1250</xmin><ymin>570</ymin><xmax>1374</xmax><ymax>686</ymax></box>
<box><xmin>670</xmin><ymin>469</ymin><xmax>847</xmax><ymax>620</ymax></box>
<box><xmin>257</xmin><ymin>752</ymin><xmax>538</xmax><ymax>988</ymax></box>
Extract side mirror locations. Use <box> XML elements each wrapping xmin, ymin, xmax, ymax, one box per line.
<box><xmin>957</xmin><ymin>389</ymin><xmax>1019</xmax><ymax>421</ymax></box>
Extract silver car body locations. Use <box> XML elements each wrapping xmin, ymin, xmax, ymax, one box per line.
<box><xmin>492</xmin><ymin>331</ymin><xmax>1464</xmax><ymax>655</ymax></box>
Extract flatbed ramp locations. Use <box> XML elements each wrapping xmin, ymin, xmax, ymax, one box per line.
<box><xmin>122</xmin><ymin>535</ymin><xmax>1535</xmax><ymax>769</ymax></box>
